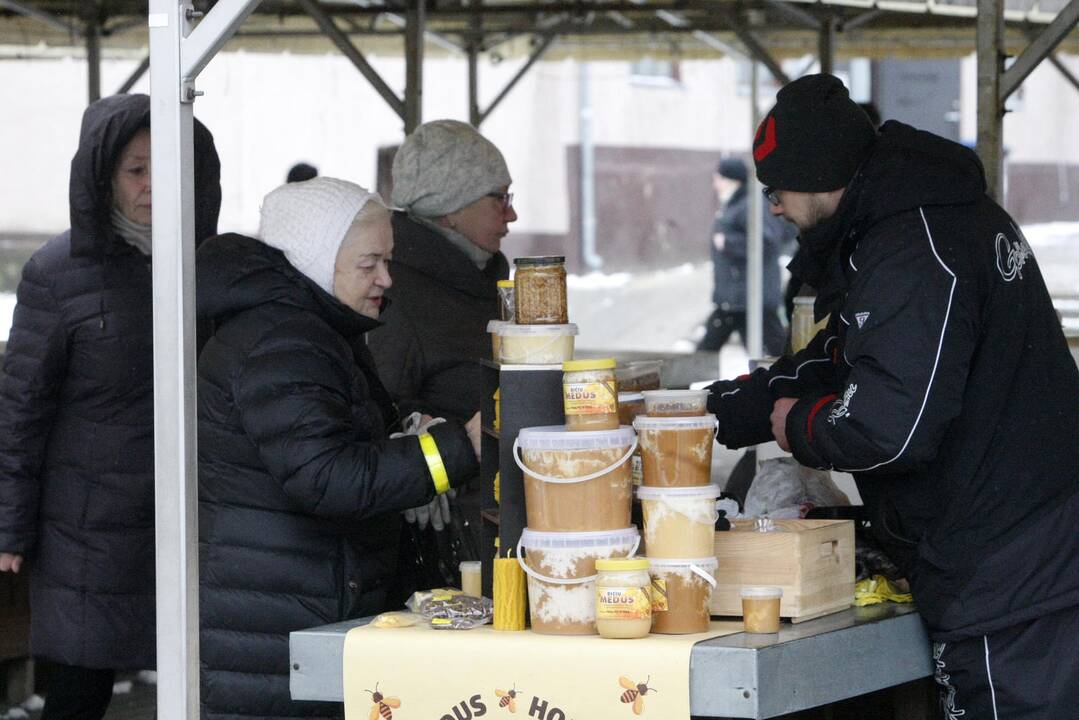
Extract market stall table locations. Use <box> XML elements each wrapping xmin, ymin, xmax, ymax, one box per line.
<box><xmin>289</xmin><ymin>603</ymin><xmax>932</xmax><ymax>719</ymax></box>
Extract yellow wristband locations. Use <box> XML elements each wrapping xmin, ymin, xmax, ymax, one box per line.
<box><xmin>418</xmin><ymin>432</ymin><xmax>450</xmax><ymax>495</ymax></box>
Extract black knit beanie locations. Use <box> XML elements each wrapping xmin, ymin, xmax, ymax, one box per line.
<box><xmin>716</xmin><ymin>158</ymin><xmax>748</xmax><ymax>183</ymax></box>
<box><xmin>753</xmin><ymin>74</ymin><xmax>876</xmax><ymax>192</ymax></box>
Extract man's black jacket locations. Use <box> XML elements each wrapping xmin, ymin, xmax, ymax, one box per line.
<box><xmin>709</xmin><ymin>121</ymin><xmax>1079</xmax><ymax>641</ymax></box>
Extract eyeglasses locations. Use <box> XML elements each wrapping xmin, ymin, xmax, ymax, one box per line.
<box><xmin>487</xmin><ymin>191</ymin><xmax>514</xmax><ymax>210</ymax></box>
<box><xmin>762</xmin><ymin>187</ymin><xmax>781</xmax><ymax>207</ymax></box>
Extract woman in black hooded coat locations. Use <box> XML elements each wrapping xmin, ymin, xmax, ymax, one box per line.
<box><xmin>196</xmin><ymin>177</ymin><xmax>479</xmax><ymax>719</ymax></box>
<box><xmin>0</xmin><ymin>93</ymin><xmax>221</xmax><ymax>717</ymax></box>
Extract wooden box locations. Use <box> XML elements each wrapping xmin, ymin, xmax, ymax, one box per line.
<box><xmin>709</xmin><ymin>518</ymin><xmax>855</xmax><ymax>623</ymax></box>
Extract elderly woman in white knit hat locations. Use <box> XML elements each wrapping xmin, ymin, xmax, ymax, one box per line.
<box><xmin>194</xmin><ymin>177</ymin><xmax>481</xmax><ymax>720</ymax></box>
<box><xmin>368</xmin><ymin>119</ymin><xmax>517</xmax><ymax>425</ymax></box>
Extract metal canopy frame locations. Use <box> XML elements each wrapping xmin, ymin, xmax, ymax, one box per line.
<box><xmin>0</xmin><ymin>0</ymin><xmax>1065</xmax><ymax>715</ymax></box>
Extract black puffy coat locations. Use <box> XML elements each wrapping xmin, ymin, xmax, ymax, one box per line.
<box><xmin>196</xmin><ymin>233</ymin><xmax>477</xmax><ymax>719</ymax></box>
<box><xmin>709</xmin><ymin>121</ymin><xmax>1079</xmax><ymax>641</ymax></box>
<box><xmin>710</xmin><ymin>185</ymin><xmax>793</xmax><ymax>311</ymax></box>
<box><xmin>0</xmin><ymin>94</ymin><xmax>220</xmax><ymax>669</ymax></box>
<box><xmin>368</xmin><ymin>212</ymin><xmax>508</xmax><ymax>422</ymax></box>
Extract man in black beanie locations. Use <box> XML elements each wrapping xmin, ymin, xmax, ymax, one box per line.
<box><xmin>698</xmin><ymin>157</ymin><xmax>794</xmax><ymax>355</ymax></box>
<box><xmin>707</xmin><ymin>74</ymin><xmax>1079</xmax><ymax>717</ymax></box>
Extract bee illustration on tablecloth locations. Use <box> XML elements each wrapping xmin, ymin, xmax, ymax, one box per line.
<box><xmin>618</xmin><ymin>675</ymin><xmax>657</xmax><ymax>715</ymax></box>
<box><xmin>366</xmin><ymin>683</ymin><xmax>401</xmax><ymax>720</ymax></box>
<box><xmin>496</xmin><ymin>684</ymin><xmax>522</xmax><ymax>712</ymax></box>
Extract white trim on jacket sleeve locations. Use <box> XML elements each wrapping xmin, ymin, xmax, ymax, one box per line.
<box><xmin>767</xmin><ymin>335</ymin><xmax>838</xmax><ymax>387</ymax></box>
<box><xmin>837</xmin><ymin>207</ymin><xmax>957</xmax><ymax>473</ymax></box>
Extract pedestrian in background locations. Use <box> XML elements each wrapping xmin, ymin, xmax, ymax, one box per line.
<box><xmin>0</xmin><ymin>93</ymin><xmax>221</xmax><ymax>720</ymax></box>
<box><xmin>698</xmin><ymin>157</ymin><xmax>793</xmax><ymax>356</ymax></box>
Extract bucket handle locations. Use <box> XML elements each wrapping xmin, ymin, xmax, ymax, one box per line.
<box><xmin>689</xmin><ymin>563</ymin><xmax>718</xmax><ymax>589</ymax></box>
<box><xmin>512</xmin><ymin>435</ymin><xmax>638</xmax><ymax>485</ymax></box>
<box><xmin>515</xmin><ymin>535</ymin><xmax>641</xmax><ymax>586</ymax></box>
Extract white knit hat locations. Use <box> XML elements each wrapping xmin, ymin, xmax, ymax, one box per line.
<box><xmin>258</xmin><ymin>177</ymin><xmax>382</xmax><ymax>296</ymax></box>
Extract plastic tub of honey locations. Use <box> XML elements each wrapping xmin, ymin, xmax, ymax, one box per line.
<box><xmin>741</xmin><ymin>586</ymin><xmax>783</xmax><ymax>633</ymax></box>
<box><xmin>636</xmin><ymin>484</ymin><xmax>720</xmax><ymax>558</ymax></box>
<box><xmin>563</xmin><ymin>359</ymin><xmax>619</xmax><ymax>431</ymax></box>
<box><xmin>640</xmin><ymin>389</ymin><xmax>709</xmax><ymax>417</ymax></box>
<box><xmin>632</xmin><ymin>415</ymin><xmax>717</xmax><ymax>487</ymax></box>
<box><xmin>487</xmin><ymin>320</ymin><xmax>510</xmax><ymax>361</ymax></box>
<box><xmin>615</xmin><ymin>361</ymin><xmax>663</xmax><ymax>392</ymax></box>
<box><xmin>496</xmin><ymin>323</ymin><xmax>577</xmax><ymax>365</ymax></box>
<box><xmin>517</xmin><ymin>527</ymin><xmax>640</xmax><ymax>635</ymax></box>
<box><xmin>515</xmin><ymin>426</ymin><xmax>637</xmax><ymax>531</ymax></box>
<box><xmin>648</xmin><ymin>557</ymin><xmax>717</xmax><ymax>634</ymax></box>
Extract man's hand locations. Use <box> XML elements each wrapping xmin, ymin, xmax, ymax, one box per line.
<box><xmin>712</xmin><ymin>232</ymin><xmax>726</xmax><ymax>251</ymax></box>
<box><xmin>770</xmin><ymin>398</ymin><xmax>798</xmax><ymax>452</ymax></box>
<box><xmin>0</xmin><ymin>553</ymin><xmax>23</xmax><ymax>574</ymax></box>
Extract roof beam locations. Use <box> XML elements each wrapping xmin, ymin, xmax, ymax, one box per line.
<box><xmin>1000</xmin><ymin>0</ymin><xmax>1079</xmax><ymax>101</ymax></box>
<box><xmin>763</xmin><ymin>0</ymin><xmax>821</xmax><ymax>30</ymax></box>
<box><xmin>729</xmin><ymin>19</ymin><xmax>791</xmax><ymax>85</ymax></box>
<box><xmin>1047</xmin><ymin>52</ymin><xmax>1079</xmax><ymax>95</ymax></box>
<box><xmin>479</xmin><ymin>34</ymin><xmax>554</xmax><ymax>124</ymax></box>
<box><xmin>116</xmin><ymin>54</ymin><xmax>150</xmax><ymax>94</ymax></box>
<box><xmin>0</xmin><ymin>0</ymin><xmax>81</xmax><ymax>35</ymax></box>
<box><xmin>181</xmin><ymin>0</ymin><xmax>262</xmax><ymax>82</ymax></box>
<box><xmin>296</xmin><ymin>0</ymin><xmax>406</xmax><ymax>120</ymax></box>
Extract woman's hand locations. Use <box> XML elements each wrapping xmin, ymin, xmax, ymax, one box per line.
<box><xmin>465</xmin><ymin>412</ymin><xmax>482</xmax><ymax>460</ymax></box>
<box><xmin>0</xmin><ymin>553</ymin><xmax>23</xmax><ymax>574</ymax></box>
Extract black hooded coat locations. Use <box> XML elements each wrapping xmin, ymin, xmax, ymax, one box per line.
<box><xmin>0</xmin><ymin>94</ymin><xmax>220</xmax><ymax>669</ymax></box>
<box><xmin>708</xmin><ymin>121</ymin><xmax>1079</xmax><ymax>641</ymax></box>
<box><xmin>195</xmin><ymin>233</ymin><xmax>477</xmax><ymax>719</ymax></box>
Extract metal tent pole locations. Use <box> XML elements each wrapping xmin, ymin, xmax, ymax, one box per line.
<box><xmin>84</xmin><ymin>2</ymin><xmax>101</xmax><ymax>103</ymax></box>
<box><xmin>116</xmin><ymin>55</ymin><xmax>151</xmax><ymax>95</ymax></box>
<box><xmin>818</xmin><ymin>14</ymin><xmax>835</xmax><ymax>75</ymax></box>
<box><xmin>468</xmin><ymin>0</ymin><xmax>482</xmax><ymax>127</ymax></box>
<box><xmin>148</xmin><ymin>2</ymin><xmax>261</xmax><ymax>718</ymax></box>
<box><xmin>976</xmin><ymin>0</ymin><xmax>1005</xmax><ymax>201</ymax></box>
<box><xmin>746</xmin><ymin>60</ymin><xmax>764</xmax><ymax>360</ymax></box>
<box><xmin>405</xmin><ymin>0</ymin><xmax>426</xmax><ymax>133</ymax></box>
<box><xmin>1001</xmin><ymin>0</ymin><xmax>1079</xmax><ymax>101</ymax></box>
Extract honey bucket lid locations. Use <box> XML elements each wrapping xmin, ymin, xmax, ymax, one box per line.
<box><xmin>740</xmin><ymin>586</ymin><xmax>784</xmax><ymax>598</ymax></box>
<box><xmin>617</xmin><ymin>392</ymin><xmax>645</xmax><ymax>402</ymax></box>
<box><xmin>519</xmin><ymin>526</ymin><xmax>639</xmax><ymax>550</ymax></box>
<box><xmin>563</xmin><ymin>358</ymin><xmax>616</xmax><ymax>372</ymax></box>
<box><xmin>632</xmin><ymin>414</ymin><xmax>718</xmax><ymax>430</ymax></box>
<box><xmin>636</xmin><ymin>483</ymin><xmax>721</xmax><ymax>500</ymax></box>
<box><xmin>641</xmin><ymin>389</ymin><xmax>709</xmax><ymax>401</ymax></box>
<box><xmin>495</xmin><ymin>323</ymin><xmax>578</xmax><ymax>336</ymax></box>
<box><xmin>497</xmin><ymin>279</ymin><xmax>515</xmax><ymax>288</ymax></box>
<box><xmin>517</xmin><ymin>425</ymin><xmax>636</xmax><ymax>450</ymax></box>
<box><xmin>487</xmin><ymin>319</ymin><xmax>511</xmax><ymax>332</ymax></box>
<box><xmin>647</xmin><ymin>556</ymin><xmax>718</xmax><ymax>570</ymax></box>
<box><xmin>596</xmin><ymin>557</ymin><xmax>649</xmax><ymax>572</ymax></box>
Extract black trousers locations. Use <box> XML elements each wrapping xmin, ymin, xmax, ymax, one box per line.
<box><xmin>933</xmin><ymin>604</ymin><xmax>1079</xmax><ymax>719</ymax></box>
<box><xmin>697</xmin><ymin>307</ymin><xmax>786</xmax><ymax>357</ymax></box>
<box><xmin>41</xmin><ymin>663</ymin><xmax>115</xmax><ymax>720</ymax></box>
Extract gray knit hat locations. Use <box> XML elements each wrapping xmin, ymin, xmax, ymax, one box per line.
<box><xmin>259</xmin><ymin>177</ymin><xmax>382</xmax><ymax>296</ymax></box>
<box><xmin>391</xmin><ymin>119</ymin><xmax>511</xmax><ymax>217</ymax></box>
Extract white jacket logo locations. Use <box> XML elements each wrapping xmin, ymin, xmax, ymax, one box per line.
<box><xmin>995</xmin><ymin>225</ymin><xmax>1032</xmax><ymax>282</ymax></box>
<box><xmin>828</xmin><ymin>384</ymin><xmax>857</xmax><ymax>424</ymax></box>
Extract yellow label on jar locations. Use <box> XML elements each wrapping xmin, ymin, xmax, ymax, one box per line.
<box><xmin>650</xmin><ymin>578</ymin><xmax>669</xmax><ymax>612</ymax></box>
<box><xmin>596</xmin><ymin>586</ymin><xmax>652</xmax><ymax>621</ymax></box>
<box><xmin>563</xmin><ymin>382</ymin><xmax>617</xmax><ymax>416</ymax></box>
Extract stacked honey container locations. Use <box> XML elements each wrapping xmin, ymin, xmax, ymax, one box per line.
<box><xmin>632</xmin><ymin>390</ymin><xmax>721</xmax><ymax>634</ymax></box>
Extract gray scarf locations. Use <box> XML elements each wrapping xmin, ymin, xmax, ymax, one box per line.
<box><xmin>111</xmin><ymin>207</ymin><xmax>152</xmax><ymax>256</ymax></box>
<box><xmin>412</xmin><ymin>214</ymin><xmax>493</xmax><ymax>270</ymax></box>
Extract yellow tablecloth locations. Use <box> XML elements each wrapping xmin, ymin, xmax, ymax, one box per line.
<box><xmin>343</xmin><ymin>621</ymin><xmax>743</xmax><ymax>720</ymax></box>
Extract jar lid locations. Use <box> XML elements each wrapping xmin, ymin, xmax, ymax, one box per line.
<box><xmin>740</xmin><ymin>586</ymin><xmax>784</xmax><ymax>599</ymax></box>
<box><xmin>636</xmin><ymin>483</ymin><xmax>721</xmax><ymax>500</ymax></box>
<box><xmin>633</xmin><ymin>414</ymin><xmax>718</xmax><ymax>430</ymax></box>
<box><xmin>487</xmin><ymin>319</ymin><xmax>511</xmax><ymax>332</ymax></box>
<box><xmin>514</xmin><ymin>255</ymin><xmax>565</xmax><ymax>266</ymax></box>
<box><xmin>495</xmin><ymin>323</ymin><xmax>578</xmax><ymax>336</ymax></box>
<box><xmin>641</xmin><ymin>389</ymin><xmax>709</xmax><ymax>402</ymax></box>
<box><xmin>618</xmin><ymin>392</ymin><xmax>644</xmax><ymax>402</ymax></box>
<box><xmin>596</xmin><ymin>557</ymin><xmax>649</xmax><ymax>572</ymax></box>
<box><xmin>517</xmin><ymin>425</ymin><xmax>636</xmax><ymax>450</ymax></box>
<box><xmin>497</xmin><ymin>280</ymin><xmax>515</xmax><ymax>288</ymax></box>
<box><xmin>563</xmin><ymin>359</ymin><xmax>616</xmax><ymax>372</ymax></box>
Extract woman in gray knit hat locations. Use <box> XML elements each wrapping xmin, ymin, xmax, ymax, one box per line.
<box><xmin>369</xmin><ymin>119</ymin><xmax>517</xmax><ymax>423</ymax></box>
